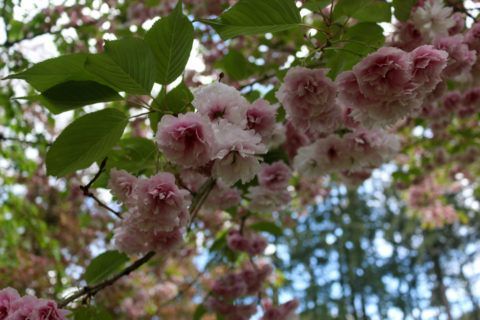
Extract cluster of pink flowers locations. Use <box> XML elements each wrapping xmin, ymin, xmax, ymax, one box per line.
<box><xmin>420</xmin><ymin>86</ymin><xmax>480</xmax><ymax>132</ymax></box>
<box><xmin>337</xmin><ymin>46</ymin><xmax>448</xmax><ymax>127</ymax></box>
<box><xmin>0</xmin><ymin>288</ymin><xmax>68</xmax><ymax>320</ymax></box>
<box><xmin>422</xmin><ymin>202</ymin><xmax>458</xmax><ymax>228</ymax></box>
<box><xmin>407</xmin><ymin>177</ymin><xmax>458</xmax><ymax>228</ymax></box>
<box><xmin>261</xmin><ymin>299</ymin><xmax>299</xmax><ymax>320</ymax></box>
<box><xmin>276</xmin><ymin>67</ymin><xmax>341</xmax><ymax>136</ymax></box>
<box><xmin>227</xmin><ymin>229</ymin><xmax>267</xmax><ymax>256</ymax></box>
<box><xmin>206</xmin><ymin>263</ymin><xmax>273</xmax><ymax>320</ymax></box>
<box><xmin>248</xmin><ymin>161</ymin><xmax>292</xmax><ymax>212</ymax></box>
<box><xmin>294</xmin><ymin>129</ymin><xmax>399</xmax><ymax>177</ymax></box>
<box><xmin>157</xmin><ymin>83</ymin><xmax>280</xmax><ymax>186</ymax></box>
<box><xmin>109</xmin><ymin>169</ymin><xmax>190</xmax><ymax>255</ymax></box>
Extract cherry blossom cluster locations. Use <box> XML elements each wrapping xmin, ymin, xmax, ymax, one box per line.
<box><xmin>261</xmin><ymin>299</ymin><xmax>299</xmax><ymax>320</ymax></box>
<box><xmin>0</xmin><ymin>287</ymin><xmax>68</xmax><ymax>320</ymax></box>
<box><xmin>394</xmin><ymin>0</ymin><xmax>477</xmax><ymax>81</ymax></box>
<box><xmin>109</xmin><ymin>169</ymin><xmax>190</xmax><ymax>255</ymax></box>
<box><xmin>420</xmin><ymin>86</ymin><xmax>480</xmax><ymax>133</ymax></box>
<box><xmin>247</xmin><ymin>161</ymin><xmax>292</xmax><ymax>212</ymax></box>
<box><xmin>205</xmin><ymin>263</ymin><xmax>279</xmax><ymax>320</ymax></box>
<box><xmin>157</xmin><ymin>83</ymin><xmax>281</xmax><ymax>186</ymax></box>
<box><xmin>407</xmin><ymin>177</ymin><xmax>458</xmax><ymax>227</ymax></box>
<box><xmin>337</xmin><ymin>45</ymin><xmax>448</xmax><ymax>127</ymax></box>
<box><xmin>227</xmin><ymin>229</ymin><xmax>267</xmax><ymax>256</ymax></box>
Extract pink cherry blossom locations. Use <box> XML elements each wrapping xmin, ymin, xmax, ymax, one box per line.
<box><xmin>294</xmin><ymin>135</ymin><xmax>351</xmax><ymax>177</ymax></box>
<box><xmin>409</xmin><ymin>45</ymin><xmax>448</xmax><ymax>93</ymax></box>
<box><xmin>261</xmin><ymin>299</ymin><xmax>299</xmax><ymax>320</ymax></box>
<box><xmin>443</xmin><ymin>91</ymin><xmax>462</xmax><ymax>112</ymax></box>
<box><xmin>205</xmin><ymin>298</ymin><xmax>257</xmax><ymax>320</ymax></box>
<box><xmin>245</xmin><ymin>99</ymin><xmax>277</xmax><ymax>140</ymax></box>
<box><xmin>108</xmin><ymin>169</ymin><xmax>137</xmax><ymax>205</ymax></box>
<box><xmin>352</xmin><ymin>47</ymin><xmax>412</xmax><ymax>101</ymax></box>
<box><xmin>465</xmin><ymin>21</ymin><xmax>480</xmax><ymax>51</ymax></box>
<box><xmin>343</xmin><ymin>129</ymin><xmax>400</xmax><ymax>169</ymax></box>
<box><xmin>7</xmin><ymin>296</ymin><xmax>39</xmax><ymax>320</ymax></box>
<box><xmin>26</xmin><ymin>299</ymin><xmax>69</xmax><ymax>320</ymax></box>
<box><xmin>193</xmin><ymin>82</ymin><xmax>248</xmax><ymax>126</ymax></box>
<box><xmin>227</xmin><ymin>229</ymin><xmax>267</xmax><ymax>256</ymax></box>
<box><xmin>6</xmin><ymin>295</ymin><xmax>68</xmax><ymax>320</ymax></box>
<box><xmin>449</xmin><ymin>12</ymin><xmax>465</xmax><ymax>35</ymax></box>
<box><xmin>392</xmin><ymin>22</ymin><xmax>423</xmax><ymax>52</ymax></box>
<box><xmin>434</xmin><ymin>35</ymin><xmax>477</xmax><ymax>78</ymax></box>
<box><xmin>0</xmin><ymin>288</ymin><xmax>19</xmax><ymax>320</ymax></box>
<box><xmin>205</xmin><ymin>181</ymin><xmax>242</xmax><ymax>210</ymax></box>
<box><xmin>248</xmin><ymin>186</ymin><xmax>291</xmax><ymax>212</ymax></box>
<box><xmin>411</xmin><ymin>0</ymin><xmax>454</xmax><ymax>42</ymax></box>
<box><xmin>258</xmin><ymin>161</ymin><xmax>292</xmax><ymax>191</ymax></box>
<box><xmin>212</xmin><ymin>120</ymin><xmax>267</xmax><ymax>185</ymax></box>
<box><xmin>156</xmin><ymin>112</ymin><xmax>216</xmax><ymax>168</ymax></box>
<box><xmin>276</xmin><ymin>67</ymin><xmax>337</xmax><ymax>131</ymax></box>
<box><xmin>134</xmin><ymin>173</ymin><xmax>190</xmax><ymax>232</ymax></box>
<box><xmin>284</xmin><ymin>121</ymin><xmax>310</xmax><ymax>160</ymax></box>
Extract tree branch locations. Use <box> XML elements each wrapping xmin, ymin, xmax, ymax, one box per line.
<box><xmin>58</xmin><ymin>251</ymin><xmax>156</xmax><ymax>308</ymax></box>
<box><xmin>79</xmin><ymin>158</ymin><xmax>122</xmax><ymax>219</ymax></box>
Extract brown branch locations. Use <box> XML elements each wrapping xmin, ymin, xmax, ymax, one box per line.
<box><xmin>79</xmin><ymin>158</ymin><xmax>122</xmax><ymax>219</ymax></box>
<box><xmin>239</xmin><ymin>73</ymin><xmax>276</xmax><ymax>91</ymax></box>
<box><xmin>58</xmin><ymin>251</ymin><xmax>156</xmax><ymax>308</ymax></box>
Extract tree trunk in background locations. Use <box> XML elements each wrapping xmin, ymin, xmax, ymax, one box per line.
<box><xmin>432</xmin><ymin>254</ymin><xmax>453</xmax><ymax>320</ymax></box>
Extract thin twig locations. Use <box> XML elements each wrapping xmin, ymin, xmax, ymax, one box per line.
<box><xmin>79</xmin><ymin>158</ymin><xmax>122</xmax><ymax>219</ymax></box>
<box><xmin>58</xmin><ymin>251</ymin><xmax>156</xmax><ymax>308</ymax></box>
<box><xmin>187</xmin><ymin>178</ymin><xmax>216</xmax><ymax>232</ymax></box>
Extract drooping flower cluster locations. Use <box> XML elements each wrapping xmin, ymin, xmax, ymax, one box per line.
<box><xmin>276</xmin><ymin>67</ymin><xmax>341</xmax><ymax>136</ymax></box>
<box><xmin>261</xmin><ymin>299</ymin><xmax>299</xmax><ymax>320</ymax></box>
<box><xmin>109</xmin><ymin>169</ymin><xmax>190</xmax><ymax>255</ymax></box>
<box><xmin>248</xmin><ymin>161</ymin><xmax>292</xmax><ymax>212</ymax></box>
<box><xmin>407</xmin><ymin>177</ymin><xmax>458</xmax><ymax>228</ymax></box>
<box><xmin>206</xmin><ymin>263</ymin><xmax>273</xmax><ymax>320</ymax></box>
<box><xmin>337</xmin><ymin>46</ymin><xmax>448</xmax><ymax>127</ymax></box>
<box><xmin>0</xmin><ymin>287</ymin><xmax>68</xmax><ymax>320</ymax></box>
<box><xmin>157</xmin><ymin>83</ymin><xmax>275</xmax><ymax>186</ymax></box>
<box><xmin>227</xmin><ymin>229</ymin><xmax>268</xmax><ymax>256</ymax></box>
<box><xmin>294</xmin><ymin>129</ymin><xmax>400</xmax><ymax>178</ymax></box>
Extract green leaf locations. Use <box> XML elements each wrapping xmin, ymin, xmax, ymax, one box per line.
<box><xmin>393</xmin><ymin>0</ymin><xmax>416</xmax><ymax>21</ymax></box>
<box><xmin>145</xmin><ymin>1</ymin><xmax>194</xmax><ymax>84</ymax></box>
<box><xmin>40</xmin><ymin>81</ymin><xmax>123</xmax><ymax>114</ymax></box>
<box><xmin>193</xmin><ymin>304</ymin><xmax>207</xmax><ymax>320</ymax></box>
<box><xmin>209</xmin><ymin>231</ymin><xmax>228</xmax><ymax>252</ymax></box>
<box><xmin>5</xmin><ymin>54</ymin><xmax>96</xmax><ymax>91</ymax></box>
<box><xmin>216</xmin><ymin>50</ymin><xmax>257</xmax><ymax>81</ymax></box>
<box><xmin>334</xmin><ymin>0</ymin><xmax>391</xmax><ymax>22</ymax></box>
<box><xmin>352</xmin><ymin>2</ymin><xmax>391</xmax><ymax>22</ymax></box>
<box><xmin>250</xmin><ymin>221</ymin><xmax>283</xmax><ymax>237</ymax></box>
<box><xmin>324</xmin><ymin>23</ymin><xmax>384</xmax><ymax>78</ymax></box>
<box><xmin>85</xmin><ymin>38</ymin><xmax>156</xmax><ymax>94</ymax></box>
<box><xmin>201</xmin><ymin>0</ymin><xmax>301</xmax><ymax>39</ymax></box>
<box><xmin>83</xmin><ymin>250</ymin><xmax>129</xmax><ymax>285</ymax></box>
<box><xmin>149</xmin><ymin>82</ymin><xmax>194</xmax><ymax>132</ymax></box>
<box><xmin>46</xmin><ymin>108</ymin><xmax>128</xmax><ymax>176</ymax></box>
<box><xmin>107</xmin><ymin>137</ymin><xmax>157</xmax><ymax>174</ymax></box>
<box><xmin>72</xmin><ymin>306</ymin><xmax>113</xmax><ymax>320</ymax></box>
<box><xmin>303</xmin><ymin>0</ymin><xmax>331</xmax><ymax>11</ymax></box>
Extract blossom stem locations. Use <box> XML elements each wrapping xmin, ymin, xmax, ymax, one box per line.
<box><xmin>187</xmin><ymin>177</ymin><xmax>216</xmax><ymax>232</ymax></box>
